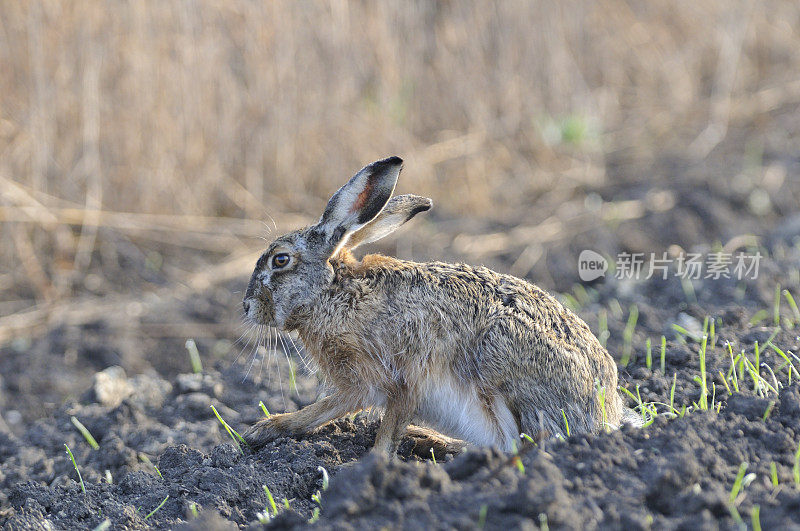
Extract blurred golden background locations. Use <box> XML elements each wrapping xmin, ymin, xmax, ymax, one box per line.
<box><xmin>1</xmin><ymin>1</ymin><xmax>799</xmax><ymax>358</ymax></box>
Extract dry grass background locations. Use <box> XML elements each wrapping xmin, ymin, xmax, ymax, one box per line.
<box><xmin>1</xmin><ymin>0</ymin><xmax>800</xmax><ymax>342</ymax></box>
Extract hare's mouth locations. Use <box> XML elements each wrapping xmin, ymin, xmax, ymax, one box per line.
<box><xmin>242</xmin><ymin>297</ymin><xmax>275</xmax><ymax>327</ymax></box>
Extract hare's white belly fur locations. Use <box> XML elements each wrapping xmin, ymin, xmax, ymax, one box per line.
<box><xmin>415</xmin><ymin>374</ymin><xmax>517</xmax><ymax>451</ymax></box>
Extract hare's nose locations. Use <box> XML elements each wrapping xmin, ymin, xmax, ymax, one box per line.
<box><xmin>243</xmin><ymin>299</ymin><xmax>251</xmax><ymax>315</ymax></box>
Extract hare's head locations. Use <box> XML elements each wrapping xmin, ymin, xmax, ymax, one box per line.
<box><xmin>243</xmin><ymin>156</ymin><xmax>431</xmax><ymax>329</ymax></box>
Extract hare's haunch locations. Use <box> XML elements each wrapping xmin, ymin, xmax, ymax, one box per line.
<box><xmin>242</xmin><ymin>157</ymin><xmax>637</xmax><ymax>455</ymax></box>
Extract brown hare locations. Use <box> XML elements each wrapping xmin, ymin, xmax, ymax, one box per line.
<box><xmin>242</xmin><ymin>156</ymin><xmax>637</xmax><ymax>455</ymax></box>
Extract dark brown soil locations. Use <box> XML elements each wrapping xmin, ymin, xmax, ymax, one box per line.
<box><xmin>1</xmin><ymin>152</ymin><xmax>800</xmax><ymax>530</ymax></box>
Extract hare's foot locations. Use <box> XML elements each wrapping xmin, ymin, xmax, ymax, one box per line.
<box><xmin>244</xmin><ymin>394</ymin><xmax>361</xmax><ymax>450</ymax></box>
<box><xmin>243</xmin><ymin>414</ymin><xmax>291</xmax><ymax>449</ymax></box>
<box><xmin>404</xmin><ymin>425</ymin><xmax>466</xmax><ymax>460</ymax></box>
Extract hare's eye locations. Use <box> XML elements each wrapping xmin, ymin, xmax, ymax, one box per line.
<box><xmin>272</xmin><ymin>253</ymin><xmax>290</xmax><ymax>269</ymax></box>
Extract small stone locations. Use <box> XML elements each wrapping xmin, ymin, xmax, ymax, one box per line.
<box><xmin>93</xmin><ymin>366</ymin><xmax>133</xmax><ymax>407</ymax></box>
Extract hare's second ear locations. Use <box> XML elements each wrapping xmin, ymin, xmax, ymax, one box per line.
<box><xmin>317</xmin><ymin>156</ymin><xmax>402</xmax><ymax>250</ymax></box>
<box><xmin>345</xmin><ymin>194</ymin><xmax>432</xmax><ymax>250</ymax></box>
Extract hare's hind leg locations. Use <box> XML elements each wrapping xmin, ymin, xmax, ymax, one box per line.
<box><xmin>373</xmin><ymin>387</ymin><xmax>418</xmax><ymax>455</ymax></box>
<box><xmin>404</xmin><ymin>425</ymin><xmax>466</xmax><ymax>459</ymax></box>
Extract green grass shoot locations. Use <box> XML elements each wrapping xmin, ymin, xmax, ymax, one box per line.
<box><xmin>308</xmin><ymin>507</ymin><xmax>320</xmax><ymax>524</ymax></box>
<box><xmin>729</xmin><ymin>461</ymin><xmax>748</xmax><ymax>506</ymax></box>
<box><xmin>794</xmin><ymin>441</ymin><xmax>800</xmax><ymax>486</ymax></box>
<box><xmin>645</xmin><ymin>338</ymin><xmax>652</xmax><ymax>369</ymax></box>
<box><xmin>784</xmin><ymin>289</ymin><xmax>800</xmax><ymax>323</ymax></box>
<box><xmin>539</xmin><ymin>512</ymin><xmax>550</xmax><ymax>531</ymax></box>
<box><xmin>263</xmin><ymin>485</ymin><xmax>278</xmax><ymax>516</ymax></box>
<box><xmin>749</xmin><ymin>309</ymin><xmax>768</xmax><ymax>326</ymax></box>
<box><xmin>770</xmin><ymin>462</ymin><xmax>778</xmax><ymax>487</ymax></box>
<box><xmin>620</xmin><ymin>305</ymin><xmax>639</xmax><ymax>366</ymax></box>
<box><xmin>596</xmin><ymin>382</ymin><xmax>609</xmax><ymax>431</ymax></box>
<box><xmin>751</xmin><ymin>505</ymin><xmax>762</xmax><ymax>531</ymax></box>
<box><xmin>561</xmin><ymin>409</ymin><xmax>570</xmax><ymax>437</ymax></box>
<box><xmin>185</xmin><ymin>339</ymin><xmax>203</xmax><ymax>374</ymax></box>
<box><xmin>139</xmin><ymin>454</ymin><xmax>163</xmax><ymax>479</ymax></box>
<box><xmin>430</xmin><ymin>448</ymin><xmax>437</xmax><ymax>464</ymax></box>
<box><xmin>762</xmin><ymin>400</ymin><xmax>775</xmax><ymax>421</ymax></box>
<box><xmin>477</xmin><ymin>504</ymin><xmax>488</xmax><ymax>529</ymax></box>
<box><xmin>774</xmin><ymin>283</ymin><xmax>781</xmax><ymax>326</ymax></box>
<box><xmin>718</xmin><ymin>371</ymin><xmax>731</xmax><ymax>394</ymax></box>
<box><xmin>259</xmin><ymin>401</ymin><xmax>271</xmax><ymax>418</ymax></box>
<box><xmin>698</xmin><ymin>335</ymin><xmax>709</xmax><ymax>410</ymax></box>
<box><xmin>210</xmin><ymin>405</ymin><xmax>248</xmax><ymax>453</ymax></box>
<box><xmin>64</xmin><ymin>444</ymin><xmax>86</xmax><ymax>493</ymax></box>
<box><xmin>669</xmin><ymin>373</ymin><xmax>678</xmax><ymax>416</ymax></box>
<box><xmin>318</xmin><ymin>466</ymin><xmax>330</xmax><ymax>491</ymax></box>
<box><xmin>189</xmin><ymin>502</ymin><xmax>199</xmax><ymax>518</ymax></box>
<box><xmin>144</xmin><ymin>495</ymin><xmax>169</xmax><ymax>520</ymax></box>
<box><xmin>659</xmin><ymin>336</ymin><xmax>666</xmax><ymax>373</ymax></box>
<box><xmin>70</xmin><ymin>416</ymin><xmax>100</xmax><ymax>450</ymax></box>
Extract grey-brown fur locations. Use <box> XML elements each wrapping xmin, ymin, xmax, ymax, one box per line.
<box><xmin>242</xmin><ymin>156</ymin><xmax>634</xmax><ymax>455</ymax></box>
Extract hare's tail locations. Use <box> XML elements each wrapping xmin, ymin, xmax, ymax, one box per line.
<box><xmin>620</xmin><ymin>406</ymin><xmax>645</xmax><ymax>428</ymax></box>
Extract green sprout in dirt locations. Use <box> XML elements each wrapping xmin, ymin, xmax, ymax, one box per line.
<box><xmin>728</xmin><ymin>462</ymin><xmax>756</xmax><ymax>527</ymax></box>
<box><xmin>620</xmin><ymin>305</ymin><xmax>639</xmax><ymax>366</ymax></box>
<box><xmin>509</xmin><ymin>440</ymin><xmax>525</xmax><ymax>474</ymax></box>
<box><xmin>259</xmin><ymin>401</ymin><xmax>271</xmax><ymax>418</ymax></box>
<box><xmin>144</xmin><ymin>495</ymin><xmax>169</xmax><ymax>520</ymax></box>
<box><xmin>645</xmin><ymin>338</ymin><xmax>652</xmax><ymax>369</ymax></box>
<box><xmin>477</xmin><ymin>504</ymin><xmax>488</xmax><ymax>529</ymax></box>
<box><xmin>539</xmin><ymin>512</ymin><xmax>550</xmax><ymax>531</ymax></box>
<box><xmin>560</xmin><ymin>409</ymin><xmax>571</xmax><ymax>437</ymax></box>
<box><xmin>70</xmin><ymin>416</ymin><xmax>100</xmax><ymax>450</ymax></box>
<box><xmin>697</xmin><ymin>335</ymin><xmax>709</xmax><ymax>410</ymax></box>
<box><xmin>308</xmin><ymin>507</ymin><xmax>320</xmax><ymax>524</ymax></box>
<box><xmin>749</xmin><ymin>309</ymin><xmax>769</xmax><ymax>326</ymax></box>
<box><xmin>770</xmin><ymin>462</ymin><xmax>779</xmax><ymax>487</ymax></box>
<box><xmin>430</xmin><ymin>448</ymin><xmax>436</xmax><ymax>464</ymax></box>
<box><xmin>751</xmin><ymin>505</ymin><xmax>762</xmax><ymax>531</ymax></box>
<box><xmin>188</xmin><ymin>502</ymin><xmax>199</xmax><ymax>518</ymax></box>
<box><xmin>784</xmin><ymin>289</ymin><xmax>800</xmax><ymax>324</ymax></box>
<box><xmin>774</xmin><ymin>283</ymin><xmax>782</xmax><ymax>327</ymax></box>
<box><xmin>64</xmin><ymin>443</ymin><xmax>86</xmax><ymax>493</ymax></box>
<box><xmin>762</xmin><ymin>401</ymin><xmax>776</xmax><ymax>421</ymax></box>
<box><xmin>659</xmin><ymin>336</ymin><xmax>667</xmax><ymax>373</ymax></box>
<box><xmin>210</xmin><ymin>405</ymin><xmax>248</xmax><ymax>454</ymax></box>
<box><xmin>139</xmin><ymin>453</ymin><xmax>162</xmax><ymax>479</ymax></box>
<box><xmin>596</xmin><ymin>382</ymin><xmax>610</xmax><ymax>432</ymax></box>
<box><xmin>794</xmin><ymin>441</ymin><xmax>800</xmax><ymax>486</ymax></box>
<box><xmin>257</xmin><ymin>484</ymin><xmax>279</xmax><ymax>523</ymax></box>
<box><xmin>185</xmin><ymin>339</ymin><xmax>203</xmax><ymax>374</ymax></box>
<box><xmin>619</xmin><ymin>385</ymin><xmax>657</xmax><ymax>427</ymax></box>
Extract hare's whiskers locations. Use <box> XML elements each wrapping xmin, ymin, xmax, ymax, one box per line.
<box><xmin>231</xmin><ymin>321</ymin><xmax>257</xmax><ymax>367</ymax></box>
<box><xmin>285</xmin><ymin>332</ymin><xmax>312</xmax><ymax>374</ymax></box>
<box><xmin>242</xmin><ymin>324</ymin><xmax>264</xmax><ymax>382</ymax></box>
<box><xmin>270</xmin><ymin>327</ymin><xmax>287</xmax><ymax>409</ymax></box>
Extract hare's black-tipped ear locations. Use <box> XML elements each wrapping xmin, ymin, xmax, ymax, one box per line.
<box><xmin>317</xmin><ymin>156</ymin><xmax>402</xmax><ymax>251</ymax></box>
<box><xmin>346</xmin><ymin>194</ymin><xmax>432</xmax><ymax>250</ymax></box>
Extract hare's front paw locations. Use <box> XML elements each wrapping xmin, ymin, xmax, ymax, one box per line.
<box><xmin>243</xmin><ymin>414</ymin><xmax>289</xmax><ymax>449</ymax></box>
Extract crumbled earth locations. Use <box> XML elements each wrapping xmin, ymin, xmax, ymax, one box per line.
<box><xmin>2</xmin><ymin>154</ymin><xmax>800</xmax><ymax>529</ymax></box>
<box><xmin>1</xmin><ymin>250</ymin><xmax>799</xmax><ymax>529</ymax></box>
